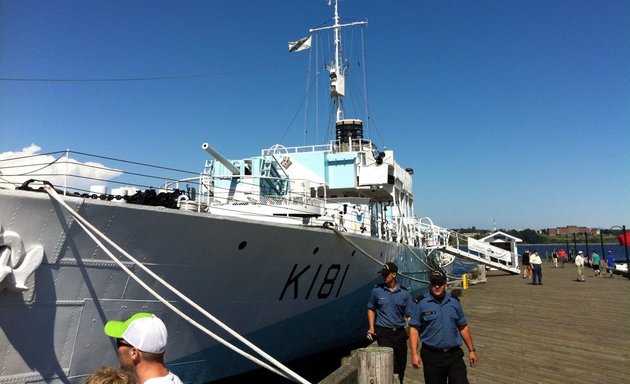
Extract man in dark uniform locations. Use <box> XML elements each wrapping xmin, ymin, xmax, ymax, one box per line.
<box><xmin>367</xmin><ymin>262</ymin><xmax>410</xmax><ymax>383</ymax></box>
<box><xmin>408</xmin><ymin>270</ymin><xmax>478</xmax><ymax>384</ymax></box>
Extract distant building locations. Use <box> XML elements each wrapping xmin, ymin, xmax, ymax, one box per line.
<box><xmin>547</xmin><ymin>226</ymin><xmax>599</xmax><ymax>237</ymax></box>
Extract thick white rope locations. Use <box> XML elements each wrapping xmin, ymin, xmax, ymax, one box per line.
<box><xmin>44</xmin><ymin>185</ymin><xmax>310</xmax><ymax>384</ymax></box>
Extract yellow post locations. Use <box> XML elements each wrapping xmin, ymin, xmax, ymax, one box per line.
<box><xmin>463</xmin><ymin>274</ymin><xmax>469</xmax><ymax>289</ymax></box>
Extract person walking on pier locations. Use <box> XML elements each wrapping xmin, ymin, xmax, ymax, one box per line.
<box><xmin>367</xmin><ymin>262</ymin><xmax>411</xmax><ymax>383</ymax></box>
<box><xmin>558</xmin><ymin>248</ymin><xmax>567</xmax><ymax>268</ymax></box>
<box><xmin>408</xmin><ymin>270</ymin><xmax>477</xmax><ymax>384</ymax></box>
<box><xmin>591</xmin><ymin>250</ymin><xmax>601</xmax><ymax>277</ymax></box>
<box><xmin>530</xmin><ymin>251</ymin><xmax>543</xmax><ymax>285</ymax></box>
<box><xmin>575</xmin><ymin>251</ymin><xmax>586</xmax><ymax>282</ymax></box>
<box><xmin>606</xmin><ymin>250</ymin><xmax>615</xmax><ymax>278</ymax></box>
<box><xmin>521</xmin><ymin>250</ymin><xmax>531</xmax><ymax>279</ymax></box>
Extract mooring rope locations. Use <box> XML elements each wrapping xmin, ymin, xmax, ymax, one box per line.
<box><xmin>330</xmin><ymin>226</ymin><xmax>430</xmax><ymax>284</ymax></box>
<box><xmin>404</xmin><ymin>242</ymin><xmax>463</xmax><ymax>284</ymax></box>
<box><xmin>43</xmin><ymin>185</ymin><xmax>311</xmax><ymax>384</ymax></box>
<box><xmin>402</xmin><ymin>242</ymin><xmax>437</xmax><ymax>271</ymax></box>
<box><xmin>330</xmin><ymin>226</ymin><xmax>463</xmax><ymax>287</ymax></box>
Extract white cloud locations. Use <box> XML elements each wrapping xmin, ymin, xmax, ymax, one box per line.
<box><xmin>0</xmin><ymin>145</ymin><xmax>122</xmax><ymax>193</ymax></box>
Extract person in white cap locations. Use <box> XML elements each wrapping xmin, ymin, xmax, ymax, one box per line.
<box><xmin>104</xmin><ymin>313</ymin><xmax>182</xmax><ymax>384</ymax></box>
<box><xmin>575</xmin><ymin>251</ymin><xmax>586</xmax><ymax>282</ymax></box>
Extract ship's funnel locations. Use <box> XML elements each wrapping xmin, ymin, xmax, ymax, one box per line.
<box><xmin>202</xmin><ymin>143</ymin><xmax>240</xmax><ymax>175</ymax></box>
<box><xmin>336</xmin><ymin>119</ymin><xmax>364</xmax><ymax>152</ymax></box>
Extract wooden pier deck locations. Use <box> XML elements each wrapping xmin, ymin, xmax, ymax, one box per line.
<box><xmin>213</xmin><ymin>261</ymin><xmax>630</xmax><ymax>383</ymax></box>
<box><xmin>401</xmin><ymin>261</ymin><xmax>630</xmax><ymax>383</ymax></box>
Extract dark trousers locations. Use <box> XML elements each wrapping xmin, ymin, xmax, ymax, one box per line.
<box><xmin>375</xmin><ymin>326</ymin><xmax>408</xmax><ymax>383</ymax></box>
<box><xmin>420</xmin><ymin>346</ymin><xmax>468</xmax><ymax>384</ymax></box>
<box><xmin>532</xmin><ymin>264</ymin><xmax>542</xmax><ymax>284</ymax></box>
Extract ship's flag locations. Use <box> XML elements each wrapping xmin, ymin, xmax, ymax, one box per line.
<box><xmin>288</xmin><ymin>35</ymin><xmax>312</xmax><ymax>52</ymax></box>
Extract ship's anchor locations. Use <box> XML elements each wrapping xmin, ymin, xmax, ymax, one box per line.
<box><xmin>0</xmin><ymin>229</ymin><xmax>44</xmax><ymax>292</ymax></box>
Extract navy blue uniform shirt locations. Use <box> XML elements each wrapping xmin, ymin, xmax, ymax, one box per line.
<box><xmin>367</xmin><ymin>283</ymin><xmax>410</xmax><ymax>328</ymax></box>
<box><xmin>407</xmin><ymin>292</ymin><xmax>467</xmax><ymax>348</ymax></box>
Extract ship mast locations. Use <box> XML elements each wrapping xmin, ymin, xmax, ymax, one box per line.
<box><xmin>309</xmin><ymin>0</ymin><xmax>367</xmax><ymax>123</ymax></box>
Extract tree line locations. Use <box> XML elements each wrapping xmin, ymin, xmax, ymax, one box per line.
<box><xmin>452</xmin><ymin>227</ymin><xmax>620</xmax><ymax>245</ymax></box>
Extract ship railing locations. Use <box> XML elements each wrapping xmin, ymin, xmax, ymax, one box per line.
<box><xmin>201</xmin><ymin>174</ymin><xmax>325</xmax><ymax>205</ymax></box>
<box><xmin>415</xmin><ymin>218</ymin><xmax>453</xmax><ymax>249</ymax></box>
<box><xmin>260</xmin><ymin>138</ymin><xmax>377</xmax><ymax>157</ymax></box>
<box><xmin>0</xmin><ymin>149</ymin><xmax>328</xmax><ymax>216</ymax></box>
<box><xmin>1</xmin><ymin>149</ymin><xmax>379</xmax><ymax>234</ymax></box>
<box><xmin>0</xmin><ymin>149</ymin><xmax>202</xmax><ymax>197</ymax></box>
<box><xmin>261</xmin><ymin>143</ymin><xmax>333</xmax><ymax>156</ymax></box>
<box><xmin>419</xmin><ymin>224</ymin><xmax>521</xmax><ymax>275</ymax></box>
<box><xmin>444</xmin><ymin>230</ymin><xmax>513</xmax><ymax>259</ymax></box>
<box><xmin>338</xmin><ymin>138</ymin><xmax>378</xmax><ymax>153</ymax></box>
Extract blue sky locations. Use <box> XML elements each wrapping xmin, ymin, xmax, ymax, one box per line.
<box><xmin>1</xmin><ymin>0</ymin><xmax>628</xmax><ymax>230</ymax></box>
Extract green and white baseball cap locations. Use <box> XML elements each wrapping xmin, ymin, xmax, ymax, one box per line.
<box><xmin>104</xmin><ymin>312</ymin><xmax>168</xmax><ymax>353</ymax></box>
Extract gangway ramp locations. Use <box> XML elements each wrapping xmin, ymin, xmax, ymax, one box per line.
<box><xmin>441</xmin><ymin>236</ymin><xmax>521</xmax><ymax>275</ymax></box>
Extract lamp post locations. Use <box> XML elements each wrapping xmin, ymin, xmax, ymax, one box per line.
<box><xmin>599</xmin><ymin>229</ymin><xmax>605</xmax><ymax>261</ymax></box>
<box><xmin>610</xmin><ymin>225</ymin><xmax>629</xmax><ymax>279</ymax></box>
<box><xmin>584</xmin><ymin>232</ymin><xmax>590</xmax><ymax>262</ymax></box>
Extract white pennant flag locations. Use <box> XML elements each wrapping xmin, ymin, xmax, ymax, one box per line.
<box><xmin>288</xmin><ymin>35</ymin><xmax>312</xmax><ymax>52</ymax></box>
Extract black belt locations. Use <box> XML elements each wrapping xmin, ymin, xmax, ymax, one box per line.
<box><xmin>375</xmin><ymin>325</ymin><xmax>405</xmax><ymax>332</ymax></box>
<box><xmin>422</xmin><ymin>343</ymin><xmax>460</xmax><ymax>353</ymax></box>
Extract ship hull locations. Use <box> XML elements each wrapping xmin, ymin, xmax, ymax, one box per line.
<box><xmin>0</xmin><ymin>189</ymin><xmax>434</xmax><ymax>383</ymax></box>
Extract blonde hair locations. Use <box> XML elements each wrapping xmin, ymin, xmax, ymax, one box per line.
<box><xmin>84</xmin><ymin>366</ymin><xmax>135</xmax><ymax>384</ymax></box>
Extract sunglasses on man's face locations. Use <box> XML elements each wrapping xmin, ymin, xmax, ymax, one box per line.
<box><xmin>116</xmin><ymin>339</ymin><xmax>134</xmax><ymax>349</ymax></box>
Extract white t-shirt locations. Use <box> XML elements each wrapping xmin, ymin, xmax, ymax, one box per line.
<box><xmin>529</xmin><ymin>253</ymin><xmax>542</xmax><ymax>265</ymax></box>
<box><xmin>575</xmin><ymin>255</ymin><xmax>584</xmax><ymax>267</ymax></box>
<box><xmin>143</xmin><ymin>372</ymin><xmax>183</xmax><ymax>384</ymax></box>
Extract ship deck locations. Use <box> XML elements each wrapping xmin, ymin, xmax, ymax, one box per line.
<box><xmin>400</xmin><ymin>261</ymin><xmax>630</xmax><ymax>383</ymax></box>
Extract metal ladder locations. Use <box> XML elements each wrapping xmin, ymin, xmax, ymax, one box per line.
<box><xmin>260</xmin><ymin>157</ymin><xmax>289</xmax><ymax>195</ymax></box>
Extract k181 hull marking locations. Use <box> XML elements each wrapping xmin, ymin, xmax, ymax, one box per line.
<box><xmin>279</xmin><ymin>264</ymin><xmax>350</xmax><ymax>300</ymax></box>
